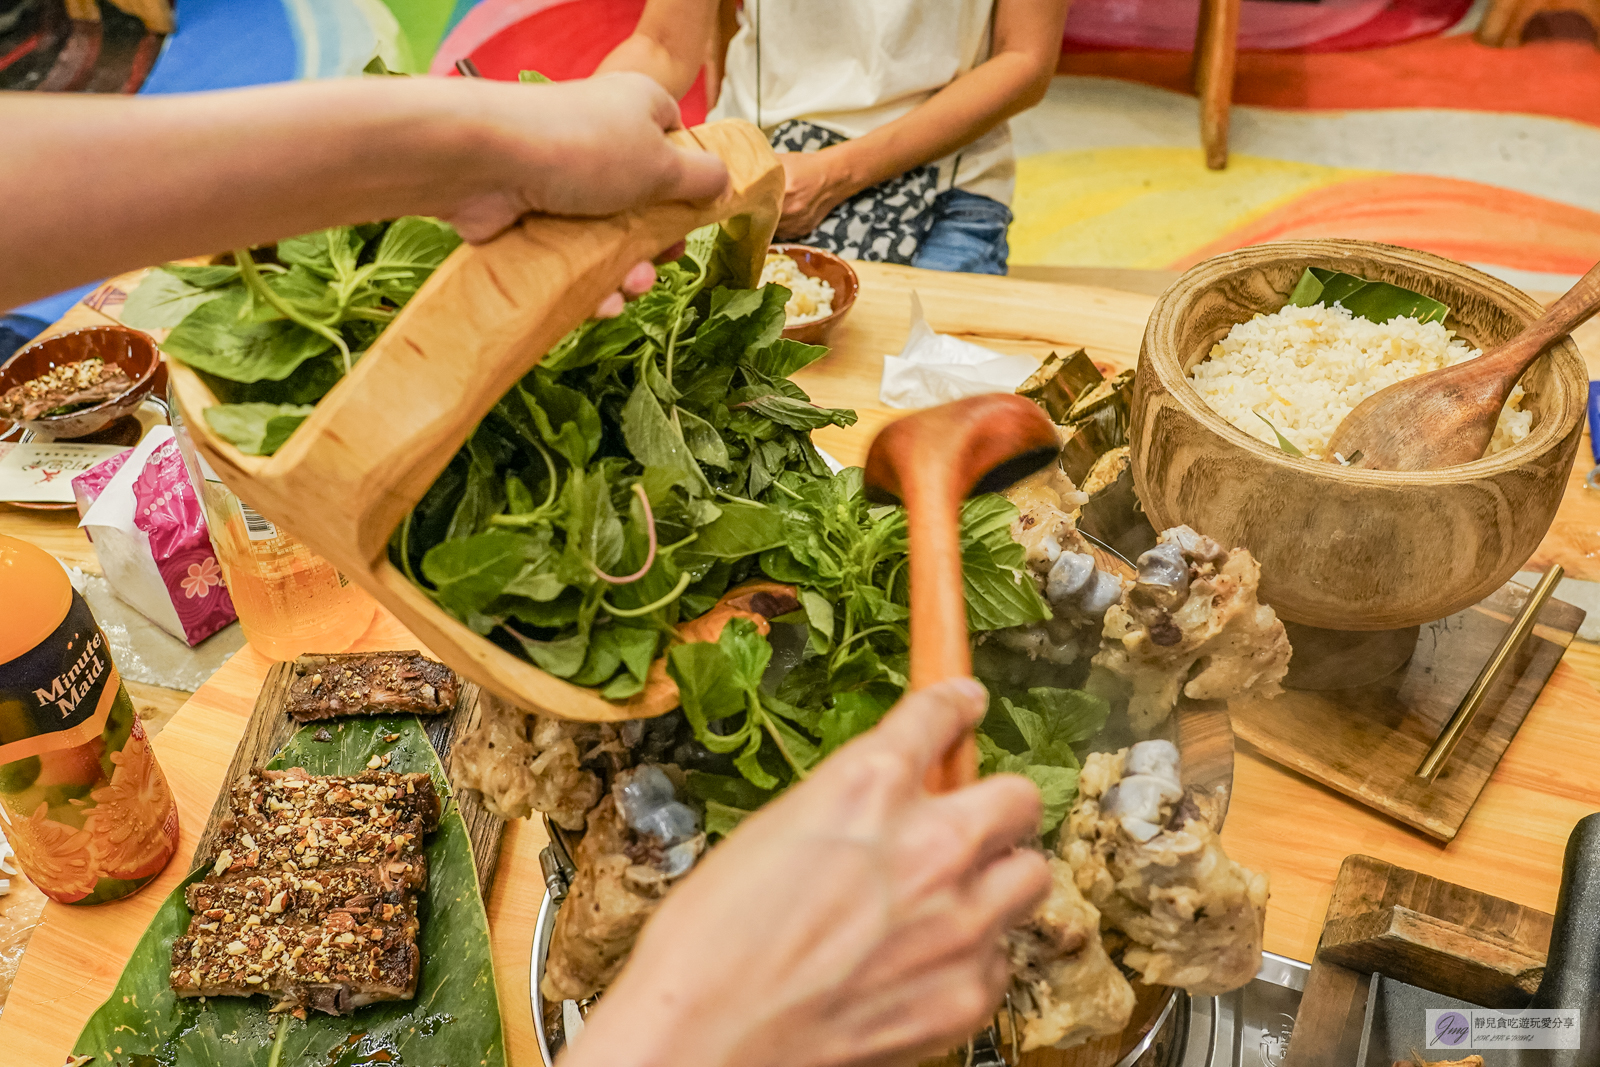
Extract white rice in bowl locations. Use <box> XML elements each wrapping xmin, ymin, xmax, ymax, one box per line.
<box><xmin>1187</xmin><ymin>301</ymin><xmax>1532</xmax><ymax>462</ymax></box>
<box><xmin>761</xmin><ymin>251</ymin><xmax>835</xmax><ymax>325</ymax></box>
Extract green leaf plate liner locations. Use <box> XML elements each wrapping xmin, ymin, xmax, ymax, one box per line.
<box><xmin>1287</xmin><ymin>266</ymin><xmax>1449</xmax><ymax>325</ymax></box>
<box><xmin>71</xmin><ymin>715</ymin><xmax>506</xmax><ymax>1067</ymax></box>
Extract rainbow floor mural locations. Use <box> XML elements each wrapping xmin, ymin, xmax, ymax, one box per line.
<box><xmin>6</xmin><ymin>0</ymin><xmax>1600</xmax><ymax>334</ymax></box>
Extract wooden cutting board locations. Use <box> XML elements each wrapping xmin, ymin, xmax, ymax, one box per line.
<box><xmin>192</xmin><ymin>659</ymin><xmax>505</xmax><ymax>896</ymax></box>
<box><xmin>1230</xmin><ymin>581</ymin><xmax>1586</xmax><ymax>843</ymax></box>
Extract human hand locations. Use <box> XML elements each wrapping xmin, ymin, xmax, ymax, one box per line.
<box><xmin>564</xmin><ymin>678</ymin><xmax>1050</xmax><ymax>1067</ymax></box>
<box><xmin>776</xmin><ymin>148</ymin><xmax>860</xmax><ymax>240</ymax></box>
<box><xmin>440</xmin><ymin>72</ymin><xmax>729</xmax><ymax>243</ymax></box>
<box><xmin>594</xmin><ymin>240</ymin><xmax>685</xmax><ymax>319</ymax></box>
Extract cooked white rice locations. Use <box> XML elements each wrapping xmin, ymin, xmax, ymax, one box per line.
<box><xmin>761</xmin><ymin>251</ymin><xmax>834</xmax><ymax>325</ymax></box>
<box><xmin>1188</xmin><ymin>302</ymin><xmax>1532</xmax><ymax>462</ymax></box>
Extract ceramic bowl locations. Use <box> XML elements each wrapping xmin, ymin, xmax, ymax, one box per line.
<box><xmin>769</xmin><ymin>244</ymin><xmax>859</xmax><ymax>346</ymax></box>
<box><xmin>0</xmin><ymin>326</ymin><xmax>161</xmax><ymax>440</ymax></box>
<box><xmin>1130</xmin><ymin>240</ymin><xmax>1585</xmax><ymax>631</ymax></box>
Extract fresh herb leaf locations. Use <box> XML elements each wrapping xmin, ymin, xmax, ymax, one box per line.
<box><xmin>1288</xmin><ymin>266</ymin><xmax>1449</xmax><ymax>325</ymax></box>
<box><xmin>1254</xmin><ymin>412</ymin><xmax>1305</xmax><ymax>458</ymax></box>
<box><xmin>203</xmin><ymin>403</ymin><xmax>314</xmax><ymax>456</ymax></box>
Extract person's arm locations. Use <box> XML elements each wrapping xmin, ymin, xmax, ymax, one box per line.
<box><xmin>561</xmin><ymin>678</ymin><xmax>1050</xmax><ymax>1067</ymax></box>
<box><xmin>594</xmin><ymin>0</ymin><xmax>720</xmax><ymax>101</ymax></box>
<box><xmin>776</xmin><ymin>0</ymin><xmax>1069</xmax><ymax>238</ymax></box>
<box><xmin>0</xmin><ymin>74</ymin><xmax>727</xmax><ymax>312</ymax></box>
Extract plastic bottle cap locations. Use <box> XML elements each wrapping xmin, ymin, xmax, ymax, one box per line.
<box><xmin>0</xmin><ymin>535</ymin><xmax>73</xmax><ymax>665</ymax></box>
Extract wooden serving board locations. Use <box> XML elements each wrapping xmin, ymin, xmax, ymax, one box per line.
<box><xmin>192</xmin><ymin>659</ymin><xmax>505</xmax><ymax>897</ymax></box>
<box><xmin>1230</xmin><ymin>579</ymin><xmax>1586</xmax><ymax>843</ymax></box>
<box><xmin>1287</xmin><ymin>855</ymin><xmax>1554</xmax><ymax>1067</ymax></box>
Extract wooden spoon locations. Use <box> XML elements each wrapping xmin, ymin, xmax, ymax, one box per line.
<box><xmin>863</xmin><ymin>393</ymin><xmax>1059</xmax><ymax>792</ymax></box>
<box><xmin>1325</xmin><ymin>259</ymin><xmax>1600</xmax><ymax>471</ymax></box>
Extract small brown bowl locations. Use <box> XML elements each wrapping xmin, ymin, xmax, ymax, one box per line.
<box><xmin>769</xmin><ymin>244</ymin><xmax>859</xmax><ymax>346</ymax></box>
<box><xmin>0</xmin><ymin>326</ymin><xmax>160</xmax><ymax>440</ymax></box>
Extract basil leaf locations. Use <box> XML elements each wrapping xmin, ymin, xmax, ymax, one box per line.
<box><xmin>121</xmin><ymin>271</ymin><xmax>226</xmax><ymax>330</ymax></box>
<box><xmin>163</xmin><ymin>288</ymin><xmax>333</xmax><ymax>383</ymax></box>
<box><xmin>202</xmin><ymin>403</ymin><xmax>314</xmax><ymax>456</ymax></box>
<box><xmin>667</xmin><ymin>641</ymin><xmax>746</xmax><ymax>734</ymax></box>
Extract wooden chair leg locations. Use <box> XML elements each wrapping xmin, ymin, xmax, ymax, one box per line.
<box><xmin>1194</xmin><ymin>0</ymin><xmax>1241</xmax><ymax>170</ymax></box>
<box><xmin>1477</xmin><ymin>0</ymin><xmax>1600</xmax><ymax>46</ymax></box>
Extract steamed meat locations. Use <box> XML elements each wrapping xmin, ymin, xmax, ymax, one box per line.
<box><xmin>1006</xmin><ymin>464</ymin><xmax>1091</xmax><ymax>577</ymax></box>
<box><xmin>996</xmin><ymin>466</ymin><xmax>1125</xmax><ymax>663</ymax></box>
<box><xmin>451</xmin><ymin>695</ymin><xmax>612</xmax><ymax>828</ymax></box>
<box><xmin>1094</xmin><ymin>526</ymin><xmax>1291</xmax><ymax>735</ymax></box>
<box><xmin>1060</xmin><ymin>742</ymin><xmax>1268</xmax><ymax>996</ymax></box>
<box><xmin>541</xmin><ymin>767</ymin><xmax>705</xmax><ymax>1002</ymax></box>
<box><xmin>1008</xmin><ymin>857</ymin><xmax>1135</xmax><ymax>1051</ymax></box>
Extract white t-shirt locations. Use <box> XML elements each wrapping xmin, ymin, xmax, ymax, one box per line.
<box><xmin>707</xmin><ymin>0</ymin><xmax>1015</xmax><ymax>206</ymax></box>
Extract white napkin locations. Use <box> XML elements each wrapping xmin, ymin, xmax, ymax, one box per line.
<box><xmin>878</xmin><ymin>292</ymin><xmax>1041</xmax><ymax>408</ymax></box>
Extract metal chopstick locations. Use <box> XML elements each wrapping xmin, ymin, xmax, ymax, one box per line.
<box><xmin>1415</xmin><ymin>564</ymin><xmax>1564</xmax><ymax>780</ymax></box>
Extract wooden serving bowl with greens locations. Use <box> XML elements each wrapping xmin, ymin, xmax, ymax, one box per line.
<box><xmin>168</xmin><ymin>120</ymin><xmax>786</xmax><ymax>721</ymax></box>
<box><xmin>1131</xmin><ymin>239</ymin><xmax>1586</xmax><ymax>632</ymax></box>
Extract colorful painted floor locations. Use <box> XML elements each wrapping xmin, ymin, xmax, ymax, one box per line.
<box><xmin>6</xmin><ymin>0</ymin><xmax>1600</xmax><ymax>330</ymax></box>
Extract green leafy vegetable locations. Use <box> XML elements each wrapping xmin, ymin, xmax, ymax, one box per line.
<box><xmin>204</xmin><ymin>402</ymin><xmax>314</xmax><ymax>456</ymax></box>
<box><xmin>518</xmin><ymin>69</ymin><xmax>554</xmax><ymax>84</ymax></box>
<box><xmin>1254</xmin><ymin>411</ymin><xmax>1305</xmax><ymax>458</ymax></box>
<box><xmin>71</xmin><ymin>715</ymin><xmax>505</xmax><ymax>1067</ymax></box>
<box><xmin>978</xmin><ymin>687</ymin><xmax>1109</xmax><ymax>832</ymax></box>
<box><xmin>1288</xmin><ymin>266</ymin><xmax>1449</xmax><ymax>325</ymax></box>
<box><xmin>142</xmin><ymin>217</ymin><xmax>462</xmax><ymax>455</ymax></box>
<box><xmin>394</xmin><ymin>227</ymin><xmax>859</xmax><ymax>699</ymax></box>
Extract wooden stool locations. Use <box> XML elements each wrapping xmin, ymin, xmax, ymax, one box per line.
<box><xmin>1476</xmin><ymin>0</ymin><xmax>1600</xmax><ymax>46</ymax></box>
<box><xmin>1194</xmin><ymin>0</ymin><xmax>1241</xmax><ymax>170</ymax></box>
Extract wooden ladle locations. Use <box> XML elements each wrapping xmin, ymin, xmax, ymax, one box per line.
<box><xmin>1326</xmin><ymin>259</ymin><xmax>1600</xmax><ymax>471</ymax></box>
<box><xmin>863</xmin><ymin>393</ymin><xmax>1059</xmax><ymax>792</ymax></box>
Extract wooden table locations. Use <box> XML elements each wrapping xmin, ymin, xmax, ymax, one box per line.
<box><xmin>6</xmin><ymin>262</ymin><xmax>1600</xmax><ymax>1062</ymax></box>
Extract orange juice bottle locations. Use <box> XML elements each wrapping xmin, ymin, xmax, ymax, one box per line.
<box><xmin>169</xmin><ymin>392</ymin><xmax>375</xmax><ymax>661</ymax></box>
<box><xmin>0</xmin><ymin>535</ymin><xmax>179</xmax><ymax>904</ymax></box>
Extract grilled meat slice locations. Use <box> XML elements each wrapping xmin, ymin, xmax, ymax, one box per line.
<box><xmin>286</xmin><ymin>651</ymin><xmax>459</xmax><ymax>722</ymax></box>
<box><xmin>172</xmin><ymin>767</ymin><xmax>438</xmax><ymax>1016</ymax></box>
<box><xmin>231</xmin><ymin>768</ymin><xmax>441</xmax><ymax>830</ymax></box>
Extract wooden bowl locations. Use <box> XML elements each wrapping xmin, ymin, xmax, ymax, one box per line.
<box><xmin>169</xmin><ymin>121</ymin><xmax>786</xmax><ymax>723</ymax></box>
<box><xmin>770</xmin><ymin>243</ymin><xmax>858</xmax><ymax>345</ymax></box>
<box><xmin>0</xmin><ymin>326</ymin><xmax>160</xmax><ymax>439</ymax></box>
<box><xmin>1131</xmin><ymin>240</ymin><xmax>1585</xmax><ymax>631</ymax></box>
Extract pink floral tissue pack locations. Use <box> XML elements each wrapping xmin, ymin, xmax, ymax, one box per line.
<box><xmin>74</xmin><ymin>426</ymin><xmax>236</xmax><ymax>645</ymax></box>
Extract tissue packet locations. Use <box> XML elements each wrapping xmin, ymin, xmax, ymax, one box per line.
<box><xmin>74</xmin><ymin>426</ymin><xmax>236</xmax><ymax>646</ymax></box>
<box><xmin>878</xmin><ymin>291</ymin><xmax>1041</xmax><ymax>408</ymax></box>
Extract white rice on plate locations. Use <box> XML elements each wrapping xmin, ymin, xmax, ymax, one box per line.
<box><xmin>761</xmin><ymin>251</ymin><xmax>834</xmax><ymax>325</ymax></box>
<box><xmin>1188</xmin><ymin>301</ymin><xmax>1532</xmax><ymax>462</ymax></box>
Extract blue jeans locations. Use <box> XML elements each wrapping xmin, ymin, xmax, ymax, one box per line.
<box><xmin>911</xmin><ymin>190</ymin><xmax>1013</xmax><ymax>276</ymax></box>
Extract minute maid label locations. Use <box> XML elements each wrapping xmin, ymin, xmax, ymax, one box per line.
<box><xmin>0</xmin><ymin>592</ymin><xmax>119</xmax><ymax>766</ymax></box>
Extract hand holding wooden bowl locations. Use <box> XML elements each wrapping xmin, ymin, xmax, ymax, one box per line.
<box><xmin>1130</xmin><ymin>240</ymin><xmax>1586</xmax><ymax>632</ymax></box>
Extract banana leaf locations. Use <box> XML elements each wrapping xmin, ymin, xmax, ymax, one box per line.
<box><xmin>71</xmin><ymin>715</ymin><xmax>506</xmax><ymax>1067</ymax></box>
<box><xmin>1288</xmin><ymin>266</ymin><xmax>1449</xmax><ymax>325</ymax></box>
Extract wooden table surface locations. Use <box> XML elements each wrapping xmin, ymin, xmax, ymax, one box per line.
<box><xmin>6</xmin><ymin>262</ymin><xmax>1600</xmax><ymax>1063</ymax></box>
